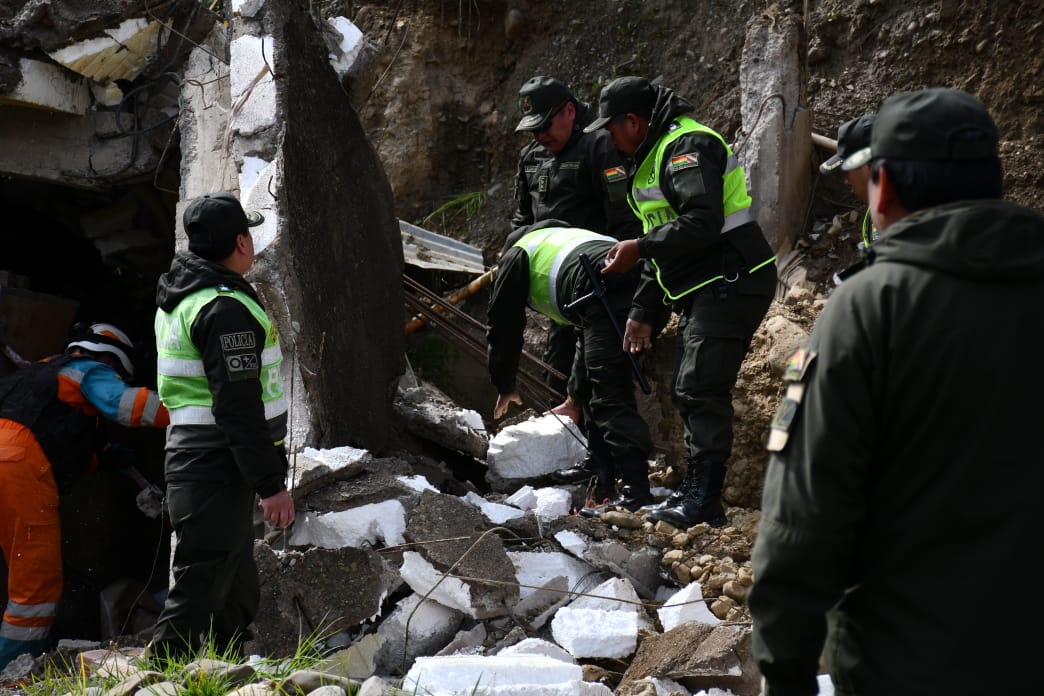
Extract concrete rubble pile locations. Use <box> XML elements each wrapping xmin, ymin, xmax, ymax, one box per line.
<box><xmin>0</xmin><ymin>372</ymin><xmax>771</xmax><ymax>696</ymax></box>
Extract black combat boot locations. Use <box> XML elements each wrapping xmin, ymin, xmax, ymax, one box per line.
<box><xmin>647</xmin><ymin>460</ymin><xmax>699</xmax><ymax>512</ymax></box>
<box><xmin>648</xmin><ymin>459</ymin><xmax>727</xmax><ymax>528</ymax></box>
<box><xmin>552</xmin><ymin>452</ymin><xmax>604</xmax><ymax>484</ymax></box>
<box><xmin>579</xmin><ymin>458</ymin><xmax>653</xmax><ymax>517</ymax></box>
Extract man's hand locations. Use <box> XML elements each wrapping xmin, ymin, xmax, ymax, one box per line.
<box><xmin>260</xmin><ymin>489</ymin><xmax>295</xmax><ymax>528</ymax></box>
<box><xmin>494</xmin><ymin>391</ymin><xmax>523</xmax><ymax>419</ymax></box>
<box><xmin>623</xmin><ymin>319</ymin><xmax>653</xmax><ymax>353</ymax></box>
<box><xmin>602</xmin><ymin>239</ymin><xmax>640</xmax><ymax>274</ymax></box>
<box><xmin>546</xmin><ymin>398</ymin><xmax>581</xmax><ymax>424</ymax></box>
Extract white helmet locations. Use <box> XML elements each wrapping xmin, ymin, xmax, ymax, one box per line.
<box><xmin>66</xmin><ymin>322</ymin><xmax>135</xmax><ymax>379</ymax></box>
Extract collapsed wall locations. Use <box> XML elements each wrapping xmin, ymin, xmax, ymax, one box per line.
<box><xmin>178</xmin><ymin>0</ymin><xmax>405</xmax><ymax>451</ymax></box>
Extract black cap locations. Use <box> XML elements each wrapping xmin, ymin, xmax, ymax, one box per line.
<box><xmin>184</xmin><ymin>192</ymin><xmax>264</xmax><ymax>262</ymax></box>
<box><xmin>515</xmin><ymin>76</ymin><xmax>573</xmax><ymax>133</ymax></box>
<box><xmin>583</xmin><ymin>76</ymin><xmax>656</xmax><ymax>133</ymax></box>
<box><xmin>819</xmin><ymin>113</ymin><xmax>876</xmax><ymax>174</ymax></box>
<box><xmin>856</xmin><ymin>87</ymin><xmax>998</xmax><ymax>166</ymax></box>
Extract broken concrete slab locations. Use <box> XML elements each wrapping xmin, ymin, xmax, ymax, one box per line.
<box><xmin>401</xmin><ymin>491</ymin><xmax>519</xmax><ymax>619</ymax></box>
<box><xmin>511</xmin><ymin>574</ymin><xmax>571</xmax><ymax>630</ymax></box>
<box><xmin>403</xmin><ymin>653</ymin><xmax>613</xmax><ymax>696</ymax></box>
<box><xmin>372</xmin><ymin>593</ymin><xmax>464</xmax><ymax>675</ymax></box>
<box><xmin>739</xmin><ymin>7</ymin><xmax>811</xmax><ymax>259</ymax></box>
<box><xmin>320</xmin><ymin>633</ymin><xmax>384</xmax><ymax>681</ymax></box>
<box><xmin>394</xmin><ymin>378</ymin><xmax>489</xmax><ymax>460</ymax></box>
<box><xmin>0</xmin><ymin>57</ymin><xmax>89</xmax><ymax>114</ymax></box>
<box><xmin>487</xmin><ymin>414</ymin><xmax>587</xmax><ymax>488</ymax></box>
<box><xmin>554</xmin><ymin>530</ymin><xmax>663</xmax><ymax>601</ymax></box>
<box><xmin>289</xmin><ymin>445</ymin><xmax>372</xmax><ymax>499</ymax></box>
<box><xmin>294</xmin><ymin>465</ymin><xmax>428</xmax><ymax>526</ymax></box>
<box><xmin>436</xmin><ymin>623</ymin><xmax>487</xmax><ymax>656</ymax></box>
<box><xmin>250</xmin><ymin>543</ymin><xmax>400</xmax><ymax>658</ymax></box>
<box><xmin>658</xmin><ymin>582</ymin><xmax>721</xmax><ymax>631</ymax></box>
<box><xmin>617</xmin><ymin>623</ymin><xmax>759</xmax><ymax>696</ymax></box>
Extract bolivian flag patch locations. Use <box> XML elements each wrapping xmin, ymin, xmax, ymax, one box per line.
<box><xmin>603</xmin><ymin>166</ymin><xmax>626</xmax><ymax>182</ymax></box>
<box><xmin>670</xmin><ymin>153</ymin><xmax>700</xmax><ymax>172</ymax></box>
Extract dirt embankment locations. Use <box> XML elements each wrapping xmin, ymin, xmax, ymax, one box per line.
<box><xmin>340</xmin><ymin>0</ymin><xmax>1043</xmax><ymax>502</ymax></box>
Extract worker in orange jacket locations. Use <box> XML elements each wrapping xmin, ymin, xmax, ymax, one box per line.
<box><xmin>0</xmin><ymin>322</ymin><xmax>169</xmax><ymax>670</ymax></box>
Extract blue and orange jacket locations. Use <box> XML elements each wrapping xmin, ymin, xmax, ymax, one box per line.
<box><xmin>0</xmin><ymin>353</ymin><xmax>168</xmax><ymax>492</ymax></box>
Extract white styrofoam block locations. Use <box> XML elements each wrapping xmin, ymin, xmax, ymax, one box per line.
<box><xmin>657</xmin><ymin>582</ymin><xmax>721</xmax><ymax>631</ymax></box>
<box><xmin>399</xmin><ymin>551</ymin><xmax>477</xmax><ymax>618</ymax></box>
<box><xmin>533</xmin><ymin>486</ymin><xmax>571</xmax><ymax>520</ymax></box>
<box><xmin>505</xmin><ymin>485</ymin><xmax>538</xmax><ymax>510</ymax></box>
<box><xmin>403</xmin><ymin>654</ymin><xmax>583</xmax><ymax>695</ymax></box>
<box><xmin>327</xmin><ymin>17</ymin><xmax>365</xmax><ymax>78</ymax></box>
<box><xmin>498</xmin><ymin>638</ymin><xmax>575</xmax><ymax>664</ymax></box>
<box><xmin>551</xmin><ymin>606</ymin><xmax>638</xmax><ymax>659</ymax></box>
<box><xmin>487</xmin><ymin>415</ymin><xmax>587</xmax><ymax>480</ymax></box>
<box><xmin>288</xmin><ymin>499</ymin><xmax>406</xmax><ymax>549</ymax></box>
<box><xmin>397</xmin><ymin>475</ymin><xmax>440</xmax><ymax>494</ymax></box>
<box><xmin>553</xmin><ymin>530</ymin><xmax>589</xmax><ymax>559</ymax></box>
<box><xmin>508</xmin><ymin>550</ymin><xmax>598</xmax><ymax>601</ymax></box>
<box><xmin>462</xmin><ymin>491</ymin><xmax>525</xmax><ymax>524</ymax></box>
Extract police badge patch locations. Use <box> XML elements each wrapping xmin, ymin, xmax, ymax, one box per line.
<box><xmin>767</xmin><ymin>349</ymin><xmax>817</xmax><ymax>452</ymax></box>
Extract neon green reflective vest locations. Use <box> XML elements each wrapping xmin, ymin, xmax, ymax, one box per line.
<box><xmin>155</xmin><ymin>286</ymin><xmax>287</xmax><ymax>439</ymax></box>
<box><xmin>513</xmin><ymin>227</ymin><xmax>615</xmax><ymax>325</ymax></box>
<box><xmin>630</xmin><ymin>115</ymin><xmax>774</xmax><ymax>301</ymax></box>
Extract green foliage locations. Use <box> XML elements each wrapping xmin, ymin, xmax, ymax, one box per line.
<box><xmin>21</xmin><ymin>625</ymin><xmax>340</xmax><ymax>696</ymax></box>
<box><xmin>420</xmin><ymin>190</ymin><xmax>486</xmax><ymax>235</ymax></box>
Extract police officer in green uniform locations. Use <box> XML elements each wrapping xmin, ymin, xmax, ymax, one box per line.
<box><xmin>512</xmin><ymin>76</ymin><xmax>641</xmax><ymax>400</ymax></box>
<box><xmin>151</xmin><ymin>192</ymin><xmax>295</xmax><ymax>660</ymax></box>
<box><xmin>587</xmin><ymin>76</ymin><xmax>777</xmax><ymax>528</ymax></box>
<box><xmin>819</xmin><ymin>112</ymin><xmax>879</xmax><ymax>251</ymax></box>
<box><xmin>488</xmin><ymin>221</ymin><xmax>652</xmax><ymax>510</ymax></box>
<box><xmin>750</xmin><ymin>88</ymin><xmax>1044</xmax><ymax>696</ymax></box>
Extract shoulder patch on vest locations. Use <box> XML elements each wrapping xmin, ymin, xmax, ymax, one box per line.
<box><xmin>669</xmin><ymin>152</ymin><xmax>700</xmax><ymax>173</ymax></box>
<box><xmin>603</xmin><ymin>166</ymin><xmax>626</xmax><ymax>182</ymax></box>
<box><xmin>767</xmin><ymin>349</ymin><xmax>817</xmax><ymax>452</ymax></box>
<box><xmin>220</xmin><ymin>332</ymin><xmax>256</xmax><ymax>352</ymax></box>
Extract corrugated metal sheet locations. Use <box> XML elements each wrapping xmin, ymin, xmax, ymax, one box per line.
<box><xmin>400</xmin><ymin>220</ymin><xmax>485</xmax><ymax>275</ymax></box>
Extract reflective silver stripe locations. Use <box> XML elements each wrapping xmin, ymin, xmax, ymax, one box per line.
<box><xmin>168</xmin><ymin>405</ymin><xmax>215</xmax><ymax>425</ymax></box>
<box><xmin>265</xmin><ymin>396</ymin><xmax>289</xmax><ymax>421</ymax></box>
<box><xmin>261</xmin><ymin>345</ymin><xmax>282</xmax><ymax>364</ymax></box>
<box><xmin>725</xmin><ymin>154</ymin><xmax>741</xmax><ymax>173</ymax></box>
<box><xmin>521</xmin><ymin>228</ymin><xmax>557</xmax><ymax>256</ymax></box>
<box><xmin>547</xmin><ymin>234</ymin><xmax>616</xmax><ymax>317</ymax></box>
<box><xmin>633</xmin><ymin>185</ymin><xmax>666</xmax><ymax>203</ymax></box>
<box><xmin>157</xmin><ymin>356</ymin><xmax>206</xmax><ymax>378</ymax></box>
<box><xmin>721</xmin><ymin>207</ymin><xmax>755</xmax><ymax>234</ymax></box>
<box><xmin>168</xmin><ymin>397</ymin><xmax>288</xmax><ymax>426</ymax></box>
<box><xmin>5</xmin><ymin>600</ymin><xmax>58</xmax><ymax>619</ymax></box>
<box><xmin>1</xmin><ymin>622</ymin><xmax>50</xmax><ymax>641</ymax></box>
<box><xmin>141</xmin><ymin>392</ymin><xmax>163</xmax><ymax>427</ymax></box>
<box><xmin>58</xmin><ymin>366</ymin><xmax>85</xmax><ymax>382</ymax></box>
<box><xmin>117</xmin><ymin>389</ymin><xmax>138</xmax><ymax>425</ymax></box>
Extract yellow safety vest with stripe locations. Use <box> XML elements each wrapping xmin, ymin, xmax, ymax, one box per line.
<box><xmin>155</xmin><ymin>286</ymin><xmax>288</xmax><ymax>436</ymax></box>
<box><xmin>630</xmin><ymin>115</ymin><xmax>774</xmax><ymax>301</ymax></box>
<box><xmin>513</xmin><ymin>227</ymin><xmax>616</xmax><ymax>326</ymax></box>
